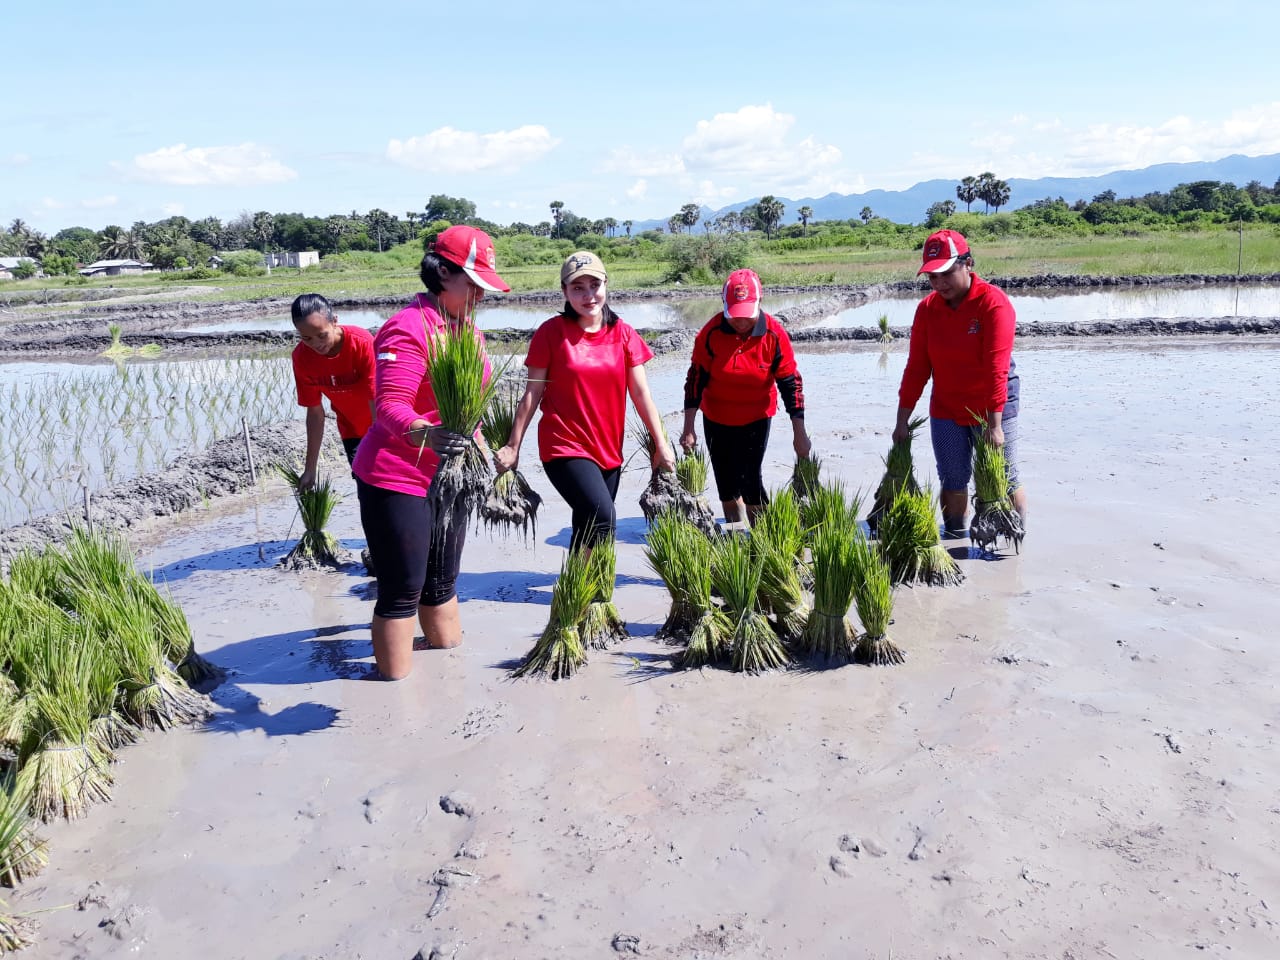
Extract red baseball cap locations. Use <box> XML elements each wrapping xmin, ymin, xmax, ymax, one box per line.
<box><xmin>431</xmin><ymin>225</ymin><xmax>510</xmax><ymax>292</ymax></box>
<box><xmin>722</xmin><ymin>268</ymin><xmax>763</xmax><ymax>319</ymax></box>
<box><xmin>918</xmin><ymin>229</ymin><xmax>970</xmax><ymax>275</ymax></box>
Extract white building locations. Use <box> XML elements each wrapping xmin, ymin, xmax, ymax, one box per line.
<box><xmin>78</xmin><ymin>258</ymin><xmax>153</xmax><ymax>277</ymax></box>
<box><xmin>263</xmin><ymin>251</ymin><xmax>320</xmax><ymax>269</ymax></box>
<box><xmin>0</xmin><ymin>256</ymin><xmax>40</xmax><ymax>280</ymax></box>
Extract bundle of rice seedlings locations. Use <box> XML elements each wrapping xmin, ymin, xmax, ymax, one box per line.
<box><xmin>675</xmin><ymin>446</ymin><xmax>709</xmax><ymax>497</ymax></box>
<box><xmin>136</xmin><ymin>579</ymin><xmax>223</xmax><ymax>686</ymax></box>
<box><xmin>752</xmin><ymin>491</ymin><xmax>809</xmax><ymax>642</ymax></box>
<box><xmin>790</xmin><ymin>452</ymin><xmax>822</xmax><ymax>503</ymax></box>
<box><xmin>479</xmin><ymin>389</ymin><xmax>542</xmax><ymax>541</ymax></box>
<box><xmin>636</xmin><ymin>423</ymin><xmax>717</xmax><ymax>537</ymax></box>
<box><xmin>512</xmin><ymin>547</ymin><xmax>595</xmax><ymax>680</ymax></box>
<box><xmin>0</xmin><ymin>907</ymin><xmax>34</xmax><ymax>953</ymax></box>
<box><xmin>877</xmin><ymin>313</ymin><xmax>893</xmax><ymax>344</ymax></box>
<box><xmin>867</xmin><ymin>415</ymin><xmax>926</xmax><ymax>536</ymax></box>
<box><xmin>850</xmin><ymin>531</ymin><xmax>904</xmax><ymax>666</ymax></box>
<box><xmin>579</xmin><ymin>537</ymin><xmax>628</xmax><ymax>650</ymax></box>
<box><xmin>423</xmin><ymin>318</ymin><xmax>507</xmax><ymax>534</ymax></box>
<box><xmin>800</xmin><ymin>479</ymin><xmax>862</xmax><ymax>542</ymax></box>
<box><xmin>878</xmin><ymin>486</ymin><xmax>964</xmax><ymax>587</ymax></box>
<box><xmin>711</xmin><ymin>533</ymin><xmax>791</xmax><ymax>674</ymax></box>
<box><xmin>277</xmin><ymin>465</ymin><xmax>347</xmax><ymax>569</ymax></box>
<box><xmin>643</xmin><ymin>511</ymin><xmax>729</xmax><ymax>667</ymax></box>
<box><xmin>0</xmin><ymin>769</ymin><xmax>46</xmax><ymax>886</ymax></box>
<box><xmin>970</xmin><ymin>429</ymin><xmax>1025</xmax><ymax>554</ymax></box>
<box><xmin>798</xmin><ymin>523</ymin><xmax>858</xmax><ymax>662</ymax></box>
<box><xmin>13</xmin><ymin>620</ymin><xmax>115</xmax><ymax>821</ymax></box>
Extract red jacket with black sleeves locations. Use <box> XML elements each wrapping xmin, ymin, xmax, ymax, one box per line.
<box><xmin>683</xmin><ymin>312</ymin><xmax>805</xmax><ymax>427</ymax></box>
<box><xmin>898</xmin><ymin>273</ymin><xmax>1016</xmax><ymax>425</ymax></box>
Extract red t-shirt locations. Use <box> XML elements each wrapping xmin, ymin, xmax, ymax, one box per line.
<box><xmin>685</xmin><ymin>313</ymin><xmax>801</xmax><ymax>426</ymax></box>
<box><xmin>898</xmin><ymin>274</ymin><xmax>1016</xmax><ymax>425</ymax></box>
<box><xmin>526</xmin><ymin>314</ymin><xmax>653</xmax><ymax>469</ymax></box>
<box><xmin>291</xmin><ymin>325</ymin><xmax>376</xmax><ymax>439</ymax></box>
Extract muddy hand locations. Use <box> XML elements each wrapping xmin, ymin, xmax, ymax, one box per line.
<box><xmin>427</xmin><ymin>426</ymin><xmax>469</xmax><ymax>457</ymax></box>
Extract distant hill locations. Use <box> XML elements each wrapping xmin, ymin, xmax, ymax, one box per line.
<box><xmin>631</xmin><ymin>153</ymin><xmax>1280</xmax><ymax>231</ymax></box>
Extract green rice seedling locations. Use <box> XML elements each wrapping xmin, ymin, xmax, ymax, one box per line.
<box><xmin>798</xmin><ymin>523</ymin><xmax>858</xmax><ymax>662</ymax></box>
<box><xmin>790</xmin><ymin>452</ymin><xmax>822</xmax><ymax>503</ymax></box>
<box><xmin>479</xmin><ymin>389</ymin><xmax>541</xmax><ymax>541</ymax></box>
<box><xmin>424</xmin><ymin>318</ymin><xmax>509</xmax><ymax>533</ymax></box>
<box><xmin>753</xmin><ymin>491</ymin><xmax>809</xmax><ymax>642</ymax></box>
<box><xmin>135</xmin><ymin>579</ymin><xmax>223</xmax><ymax>686</ymax></box>
<box><xmin>277</xmin><ymin>464</ymin><xmax>346</xmax><ymax>569</ymax></box>
<box><xmin>675</xmin><ymin>446</ymin><xmax>709</xmax><ymax>497</ymax></box>
<box><xmin>970</xmin><ymin>428</ymin><xmax>1025</xmax><ymax>554</ymax></box>
<box><xmin>101</xmin><ymin>322</ymin><xmax>130</xmax><ymax>358</ymax></box>
<box><xmin>850</xmin><ymin>531</ymin><xmax>904</xmax><ymax>666</ymax></box>
<box><xmin>13</xmin><ymin>619</ymin><xmax>115</xmax><ymax>821</ymax></box>
<box><xmin>644</xmin><ymin>511</ymin><xmax>711</xmax><ymax>643</ymax></box>
<box><xmin>867</xmin><ymin>416</ymin><xmax>926</xmax><ymax>536</ymax></box>
<box><xmin>877</xmin><ymin>313</ymin><xmax>893</xmax><ymax>344</ymax></box>
<box><xmin>711</xmin><ymin>533</ymin><xmax>791</xmax><ymax>674</ymax></box>
<box><xmin>0</xmin><ymin>769</ymin><xmax>47</xmax><ymax>886</ymax></box>
<box><xmin>878</xmin><ymin>486</ymin><xmax>964</xmax><ymax>587</ymax></box>
<box><xmin>512</xmin><ymin>546</ymin><xmax>595</xmax><ymax>680</ymax></box>
<box><xmin>579</xmin><ymin>537</ymin><xmax>628</xmax><ymax>650</ymax></box>
<box><xmin>800</xmin><ymin>479</ymin><xmax>863</xmax><ymax>542</ymax></box>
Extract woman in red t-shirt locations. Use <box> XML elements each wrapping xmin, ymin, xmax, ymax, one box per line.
<box><xmin>495</xmin><ymin>251</ymin><xmax>674</xmax><ymax>548</ymax></box>
<box><xmin>680</xmin><ymin>269</ymin><xmax>811</xmax><ymax>525</ymax></box>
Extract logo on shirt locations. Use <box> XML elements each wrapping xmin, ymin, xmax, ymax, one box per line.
<box><xmin>377</xmin><ymin>351</ymin><xmax>397</xmax><ymax>361</ymax></box>
<box><xmin>967</xmin><ymin>320</ymin><xmax>981</xmax><ymax>335</ymax></box>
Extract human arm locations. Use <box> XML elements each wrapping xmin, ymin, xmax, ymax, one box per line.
<box><xmin>894</xmin><ymin>303</ymin><xmax>932</xmax><ymax>441</ymax></box>
<box><xmin>300</xmin><ymin>405</ymin><xmax>326</xmax><ymax>489</ymax></box>
<box><xmin>628</xmin><ymin>364</ymin><xmax>676</xmax><ymax>472</ymax></box>
<box><xmin>771</xmin><ymin>323</ymin><xmax>810</xmax><ymax>459</ymax></box>
<box><xmin>680</xmin><ymin>360</ymin><xmax>709</xmax><ymax>452</ymax></box>
<box><xmin>494</xmin><ymin>369</ymin><xmax>547</xmax><ymax>475</ymax></box>
<box><xmin>981</xmin><ymin>291</ymin><xmax>1016</xmax><ymax>438</ymax></box>
<box><xmin>372</xmin><ymin>316</ymin><xmax>467</xmax><ymax>457</ymax></box>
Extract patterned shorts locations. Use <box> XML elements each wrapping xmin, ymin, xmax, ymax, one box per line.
<box><xmin>930</xmin><ymin>415</ymin><xmax>1020</xmax><ymax>491</ymax></box>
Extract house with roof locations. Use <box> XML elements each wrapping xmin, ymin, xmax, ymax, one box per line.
<box><xmin>0</xmin><ymin>256</ymin><xmax>40</xmax><ymax>280</ymax></box>
<box><xmin>78</xmin><ymin>259</ymin><xmax>154</xmax><ymax>277</ymax></box>
<box><xmin>262</xmin><ymin>250</ymin><xmax>320</xmax><ymax>269</ymax></box>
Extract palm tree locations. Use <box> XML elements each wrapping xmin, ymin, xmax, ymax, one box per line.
<box><xmin>956</xmin><ymin>176</ymin><xmax>979</xmax><ymax>213</ymax></box>
<box><xmin>251</xmin><ymin>211</ymin><xmax>275</xmax><ymax>272</ymax></box>
<box><xmin>859</xmin><ymin>206</ymin><xmax>874</xmax><ymax>223</ymax></box>
<box><xmin>366</xmin><ymin>208</ymin><xmax>392</xmax><ymax>252</ymax></box>
<box><xmin>666</xmin><ymin>215</ymin><xmax>683</xmax><ymax>235</ymax></box>
<box><xmin>797</xmin><ymin>205</ymin><xmax>813</xmax><ymax>236</ymax></box>
<box><xmin>623</xmin><ymin>219</ymin><xmax>633</xmax><ymax>238</ymax></box>
<box><xmin>757</xmin><ymin>196</ymin><xmax>785</xmax><ymax>239</ymax></box>
<box><xmin>602</xmin><ymin>217</ymin><xmax>617</xmax><ymax>238</ymax></box>
<box><xmin>98</xmin><ymin>226</ymin><xmax>128</xmax><ymax>259</ymax></box>
<box><xmin>549</xmin><ymin>200</ymin><xmax>564</xmax><ymax>238</ymax></box>
<box><xmin>405</xmin><ymin>211</ymin><xmax>418</xmax><ymax>234</ymax></box>
<box><xmin>975</xmin><ymin>173</ymin><xmax>996</xmax><ymax>213</ymax></box>
<box><xmin>984</xmin><ymin>179</ymin><xmax>1012</xmax><ymax>213</ymax></box>
<box><xmin>679</xmin><ymin>203</ymin><xmax>701</xmax><ymax>233</ymax></box>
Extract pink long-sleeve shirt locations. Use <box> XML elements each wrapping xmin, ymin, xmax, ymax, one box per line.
<box><xmin>351</xmin><ymin>294</ymin><xmax>490</xmax><ymax>498</ymax></box>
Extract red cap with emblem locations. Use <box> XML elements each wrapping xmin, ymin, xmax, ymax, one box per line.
<box><xmin>722</xmin><ymin>268</ymin><xmax>762</xmax><ymax>319</ymax></box>
<box><xmin>431</xmin><ymin>225</ymin><xmax>510</xmax><ymax>292</ymax></box>
<box><xmin>918</xmin><ymin>229</ymin><xmax>970</xmax><ymax>275</ymax></box>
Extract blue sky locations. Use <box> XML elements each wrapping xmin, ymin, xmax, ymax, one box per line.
<box><xmin>2</xmin><ymin>0</ymin><xmax>1275</xmax><ymax>233</ymax></box>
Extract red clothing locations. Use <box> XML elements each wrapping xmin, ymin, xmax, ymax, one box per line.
<box><xmin>526</xmin><ymin>314</ymin><xmax>653</xmax><ymax>470</ymax></box>
<box><xmin>352</xmin><ymin>294</ymin><xmax>491</xmax><ymax>498</ymax></box>
<box><xmin>291</xmin><ymin>325</ymin><xmax>376</xmax><ymax>439</ymax></box>
<box><xmin>898</xmin><ymin>273</ymin><xmax>1016</xmax><ymax>425</ymax></box>
<box><xmin>683</xmin><ymin>312</ymin><xmax>804</xmax><ymax>427</ymax></box>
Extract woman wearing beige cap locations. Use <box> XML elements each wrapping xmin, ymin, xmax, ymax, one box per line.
<box><xmin>495</xmin><ymin>250</ymin><xmax>674</xmax><ymax>548</ymax></box>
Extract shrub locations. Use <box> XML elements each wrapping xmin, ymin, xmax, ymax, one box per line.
<box><xmin>664</xmin><ymin>234</ymin><xmax>752</xmax><ymax>283</ymax></box>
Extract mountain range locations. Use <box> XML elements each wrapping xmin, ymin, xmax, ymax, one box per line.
<box><xmin>632</xmin><ymin>152</ymin><xmax>1280</xmax><ymax>231</ymax></box>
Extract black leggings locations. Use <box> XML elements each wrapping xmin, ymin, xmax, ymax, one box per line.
<box><xmin>543</xmin><ymin>457</ymin><xmax>620</xmax><ymax>550</ymax></box>
<box><xmin>357</xmin><ymin>478</ymin><xmax>467</xmax><ymax>619</ymax></box>
<box><xmin>703</xmin><ymin>416</ymin><xmax>771</xmax><ymax>504</ymax></box>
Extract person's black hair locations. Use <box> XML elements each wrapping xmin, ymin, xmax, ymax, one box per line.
<box><xmin>562</xmin><ymin>300</ymin><xmax>620</xmax><ymax>326</ymax></box>
<box><xmin>419</xmin><ymin>251</ymin><xmax>465</xmax><ymax>293</ymax></box>
<box><xmin>290</xmin><ymin>292</ymin><xmax>334</xmax><ymax>325</ymax></box>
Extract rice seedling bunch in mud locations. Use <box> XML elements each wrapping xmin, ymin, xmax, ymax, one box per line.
<box><xmin>479</xmin><ymin>388</ymin><xmax>541</xmax><ymax>541</ymax></box>
<box><xmin>970</xmin><ymin>427</ymin><xmax>1025</xmax><ymax>554</ymax></box>
<box><xmin>877</xmin><ymin>313</ymin><xmax>893</xmax><ymax>344</ymax></box>
<box><xmin>752</xmin><ymin>489</ymin><xmax>810</xmax><ymax>643</ymax></box>
<box><xmin>850</xmin><ymin>530</ymin><xmax>904</xmax><ymax>666</ymax></box>
<box><xmin>579</xmin><ymin>537</ymin><xmax>628</xmax><ymax>650</ymax></box>
<box><xmin>790</xmin><ymin>452</ymin><xmax>822</xmax><ymax>503</ymax></box>
<box><xmin>878</xmin><ymin>486</ymin><xmax>964</xmax><ymax>587</ymax></box>
<box><xmin>799</xmin><ymin>523</ymin><xmax>859</xmax><ymax>662</ymax></box>
<box><xmin>637</xmin><ymin>422</ymin><xmax>717</xmax><ymax>537</ymax></box>
<box><xmin>0</xmin><ymin>897</ymin><xmax>34</xmax><ymax>953</ymax></box>
<box><xmin>800</xmin><ymin>479</ymin><xmax>862</xmax><ymax>545</ymax></box>
<box><xmin>0</xmin><ymin>769</ymin><xmax>46</xmax><ymax>888</ymax></box>
<box><xmin>423</xmin><ymin>317</ymin><xmax>506</xmax><ymax>533</ymax></box>
<box><xmin>867</xmin><ymin>416</ymin><xmax>926</xmax><ymax>536</ymax></box>
<box><xmin>512</xmin><ymin>546</ymin><xmax>595</xmax><ymax>680</ymax></box>
<box><xmin>643</xmin><ymin>510</ymin><xmax>729</xmax><ymax>667</ymax></box>
<box><xmin>711</xmin><ymin>532</ymin><xmax>791</xmax><ymax>674</ymax></box>
<box><xmin>10</xmin><ymin>616</ymin><xmax>115</xmax><ymax>821</ymax></box>
<box><xmin>277</xmin><ymin>464</ymin><xmax>348</xmax><ymax>570</ymax></box>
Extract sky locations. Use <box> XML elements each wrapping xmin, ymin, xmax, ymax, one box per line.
<box><xmin>2</xmin><ymin>0</ymin><xmax>1276</xmax><ymax>234</ymax></box>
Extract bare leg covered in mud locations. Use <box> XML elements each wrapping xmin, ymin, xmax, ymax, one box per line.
<box><xmin>371</xmin><ymin>598</ymin><xmax>462</xmax><ymax>679</ymax></box>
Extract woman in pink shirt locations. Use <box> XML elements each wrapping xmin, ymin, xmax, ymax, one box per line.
<box><xmin>351</xmin><ymin>225</ymin><xmax>508</xmax><ymax>680</ymax></box>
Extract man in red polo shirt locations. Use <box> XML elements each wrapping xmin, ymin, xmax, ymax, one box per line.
<box><xmin>290</xmin><ymin>293</ymin><xmax>376</xmax><ymax>489</ymax></box>
<box><xmin>894</xmin><ymin>230</ymin><xmax>1026</xmax><ymax>538</ymax></box>
<box><xmin>681</xmin><ymin>268</ymin><xmax>811</xmax><ymax>525</ymax></box>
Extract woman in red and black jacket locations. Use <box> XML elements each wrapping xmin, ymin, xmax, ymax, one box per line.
<box><xmin>680</xmin><ymin>268</ymin><xmax>811</xmax><ymax>526</ymax></box>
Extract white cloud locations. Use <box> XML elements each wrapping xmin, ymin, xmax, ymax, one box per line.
<box><xmin>81</xmin><ymin>195</ymin><xmax>119</xmax><ymax>209</ymax></box>
<box><xmin>387</xmin><ymin>125</ymin><xmax>559</xmax><ymax>173</ymax></box>
<box><xmin>41</xmin><ymin>197</ymin><xmax>66</xmax><ymax>210</ymax></box>
<box><xmin>3</xmin><ymin>153</ymin><xmax>31</xmax><ymax>167</ymax></box>
<box><xmin>119</xmin><ymin>143</ymin><xmax>297</xmax><ymax>186</ymax></box>
<box><xmin>601</xmin><ymin>148</ymin><xmax>684</xmax><ymax>177</ymax></box>
<box><xmin>626</xmin><ymin>178</ymin><xmax>648</xmax><ymax>200</ymax></box>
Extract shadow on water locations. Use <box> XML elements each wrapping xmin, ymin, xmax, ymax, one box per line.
<box><xmin>544</xmin><ymin>514</ymin><xmax>651</xmax><ymax>548</ymax></box>
<box><xmin>149</xmin><ymin>539</ymin><xmax>369</xmax><ymax>584</ymax></box>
